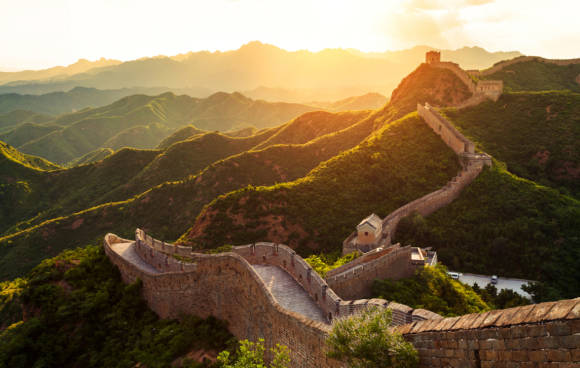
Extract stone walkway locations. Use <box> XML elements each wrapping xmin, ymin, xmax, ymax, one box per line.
<box><xmin>252</xmin><ymin>264</ymin><xmax>327</xmax><ymax>324</ymax></box>
<box><xmin>110</xmin><ymin>242</ymin><xmax>160</xmax><ymax>275</ymax></box>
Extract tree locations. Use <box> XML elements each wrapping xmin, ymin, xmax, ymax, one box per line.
<box><xmin>326</xmin><ymin>307</ymin><xmax>419</xmax><ymax>368</ymax></box>
<box><xmin>217</xmin><ymin>339</ymin><xmax>290</xmax><ymax>368</ymax></box>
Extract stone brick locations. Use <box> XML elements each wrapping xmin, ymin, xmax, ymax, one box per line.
<box><xmin>543</xmin><ymin>299</ymin><xmax>577</xmax><ymax>321</ymax></box>
<box><xmin>491</xmin><ymin>338</ymin><xmax>506</xmax><ymax>350</ymax></box>
<box><xmin>569</xmin><ymin>319</ymin><xmax>580</xmax><ymax>334</ymax></box>
<box><xmin>512</xmin><ymin>350</ymin><xmax>529</xmax><ymax>361</ymax></box>
<box><xmin>545</xmin><ymin>349</ymin><xmax>571</xmax><ymax>362</ymax></box>
<box><xmin>481</xmin><ymin>350</ymin><xmax>498</xmax><ymax>360</ymax></box>
<box><xmin>527</xmin><ymin>301</ymin><xmax>557</xmax><ymax>323</ymax></box>
<box><xmin>557</xmin><ymin>334</ymin><xmax>580</xmax><ymax>349</ymax></box>
<box><xmin>538</xmin><ymin>336</ymin><xmax>559</xmax><ymax>349</ymax></box>
<box><xmin>527</xmin><ymin>324</ymin><xmax>548</xmax><ymax>337</ymax></box>
<box><xmin>520</xmin><ymin>336</ymin><xmax>540</xmax><ymax>349</ymax></box>
<box><xmin>528</xmin><ymin>349</ymin><xmax>547</xmax><ymax>362</ymax></box>
<box><xmin>480</xmin><ymin>328</ymin><xmax>500</xmax><ymax>339</ymax></box>
<box><xmin>547</xmin><ymin>321</ymin><xmax>571</xmax><ymax>336</ymax></box>
<box><xmin>498</xmin><ymin>350</ymin><xmax>512</xmax><ymax>360</ymax></box>
<box><xmin>571</xmin><ymin>348</ymin><xmax>580</xmax><ymax>362</ymax></box>
<box><xmin>565</xmin><ymin>300</ymin><xmax>580</xmax><ymax>320</ymax></box>
<box><xmin>509</xmin><ymin>304</ymin><xmax>538</xmax><ymax>325</ymax></box>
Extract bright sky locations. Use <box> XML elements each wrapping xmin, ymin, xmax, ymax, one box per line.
<box><xmin>1</xmin><ymin>0</ymin><xmax>579</xmax><ymax>70</ymax></box>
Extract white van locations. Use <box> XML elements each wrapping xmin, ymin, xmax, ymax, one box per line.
<box><xmin>448</xmin><ymin>272</ymin><xmax>461</xmax><ymax>280</ymax></box>
<box><xmin>491</xmin><ymin>275</ymin><xmax>498</xmax><ymax>284</ymax></box>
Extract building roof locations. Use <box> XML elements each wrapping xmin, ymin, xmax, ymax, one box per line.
<box><xmin>357</xmin><ymin>213</ymin><xmax>382</xmax><ymax>231</ymax></box>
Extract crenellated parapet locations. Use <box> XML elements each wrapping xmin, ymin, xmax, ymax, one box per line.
<box><xmin>398</xmin><ymin>297</ymin><xmax>580</xmax><ymax>367</ymax></box>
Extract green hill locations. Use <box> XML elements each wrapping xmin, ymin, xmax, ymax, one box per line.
<box><xmin>156</xmin><ymin>125</ymin><xmax>207</xmax><ymax>149</ymax></box>
<box><xmin>0</xmin><ymin>123</ymin><xmax>62</xmax><ymax>147</ymax></box>
<box><xmin>0</xmin><ymin>141</ymin><xmax>60</xmax><ymax>174</ymax></box>
<box><xmin>177</xmin><ymin>112</ymin><xmax>460</xmax><ymax>253</ymax></box>
<box><xmin>0</xmin><ymin>108</ymin><xmax>380</xmax><ymax>279</ymax></box>
<box><xmin>252</xmin><ymin>110</ymin><xmax>371</xmax><ymax>150</ymax></box>
<box><xmin>67</xmin><ymin>148</ymin><xmax>114</xmax><ymax>167</ymax></box>
<box><xmin>101</xmin><ymin>123</ymin><xmax>174</xmax><ymax>151</ymax></box>
<box><xmin>442</xmin><ymin>91</ymin><xmax>580</xmax><ymax>197</ymax></box>
<box><xmin>394</xmin><ymin>163</ymin><xmax>580</xmax><ymax>301</ymax></box>
<box><xmin>0</xmin><ymin>110</ymin><xmax>53</xmax><ymax>133</ymax></box>
<box><xmin>0</xmin><ymin>147</ymin><xmax>160</xmax><ymax>236</ymax></box>
<box><xmin>0</xmin><ymin>86</ymin><xmax>172</xmax><ymax>116</ymax></box>
<box><xmin>482</xmin><ymin>59</ymin><xmax>580</xmax><ymax>92</ymax></box>
<box><xmin>0</xmin><ymin>58</ymin><xmax>473</xmax><ymax>279</ymax></box>
<box><xmin>14</xmin><ymin>91</ymin><xmax>320</xmax><ymax>164</ymax></box>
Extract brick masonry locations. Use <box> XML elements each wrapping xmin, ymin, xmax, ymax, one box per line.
<box><xmin>105</xmin><ymin>231</ymin><xmax>580</xmax><ymax>367</ymax></box>
<box><xmin>397</xmin><ymin>298</ymin><xmax>580</xmax><ymax>367</ymax></box>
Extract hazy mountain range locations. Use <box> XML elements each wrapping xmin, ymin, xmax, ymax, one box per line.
<box><xmin>0</xmin><ymin>43</ymin><xmax>521</xmax><ymax>102</ymax></box>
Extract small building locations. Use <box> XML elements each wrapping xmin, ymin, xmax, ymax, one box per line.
<box><xmin>426</xmin><ymin>50</ymin><xmax>441</xmax><ymax>64</ymax></box>
<box><xmin>356</xmin><ymin>213</ymin><xmax>382</xmax><ymax>246</ymax></box>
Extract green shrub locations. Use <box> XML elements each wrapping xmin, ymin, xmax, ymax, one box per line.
<box><xmin>372</xmin><ymin>264</ymin><xmax>490</xmax><ymax>317</ymax></box>
<box><xmin>326</xmin><ymin>307</ymin><xmax>418</xmax><ymax>368</ymax></box>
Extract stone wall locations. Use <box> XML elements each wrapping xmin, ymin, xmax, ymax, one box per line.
<box><xmin>431</xmin><ymin>61</ymin><xmax>477</xmax><ymax>93</ymax></box>
<box><xmin>326</xmin><ymin>244</ymin><xmax>399</xmax><ymax>278</ymax></box>
<box><xmin>105</xmin><ymin>233</ymin><xmax>343</xmax><ymax>368</ymax></box>
<box><xmin>418</xmin><ymin>102</ymin><xmax>475</xmax><ymax>154</ymax></box>
<box><xmin>429</xmin><ymin>61</ymin><xmax>503</xmax><ymax>103</ymax></box>
<box><xmin>106</xmin><ymin>233</ymin><xmax>579</xmax><ymax>367</ymax></box>
<box><xmin>476</xmin><ymin>80</ymin><xmax>504</xmax><ymax>101</ymax></box>
<box><xmin>344</xmin><ymin>158</ymin><xmax>487</xmax><ymax>255</ymax></box>
<box><xmin>398</xmin><ymin>298</ymin><xmax>580</xmax><ymax>367</ymax></box>
<box><xmin>132</xmin><ymin>230</ymin><xmax>440</xmax><ymax>324</ymax></box>
<box><xmin>326</xmin><ymin>246</ymin><xmax>417</xmax><ymax>300</ymax></box>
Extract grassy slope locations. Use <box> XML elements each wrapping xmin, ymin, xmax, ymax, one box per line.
<box><xmin>0</xmin><ymin>245</ymin><xmax>232</xmax><ymax>367</ymax></box>
<box><xmin>0</xmin><ymin>123</ymin><xmax>62</xmax><ymax>148</ymax></box>
<box><xmin>156</xmin><ymin>125</ymin><xmax>207</xmax><ymax>149</ymax></box>
<box><xmin>67</xmin><ymin>147</ymin><xmax>114</xmax><ymax>167</ymax></box>
<box><xmin>372</xmin><ymin>264</ymin><xmax>491</xmax><ymax>317</ymax></box>
<box><xmin>0</xmin><ymin>109</ymin><xmax>380</xmax><ymax>279</ymax></box>
<box><xmin>0</xmin><ymin>64</ymin><xmax>491</xmax><ymax>278</ymax></box>
<box><xmin>178</xmin><ymin>113</ymin><xmax>460</xmax><ymax>254</ymax></box>
<box><xmin>18</xmin><ymin>93</ymin><xmax>194</xmax><ymax>164</ymax></box>
<box><xmin>0</xmin><ymin>141</ymin><xmax>60</xmax><ymax>173</ymax></box>
<box><xmin>394</xmin><ymin>163</ymin><xmax>580</xmax><ymax>300</ymax></box>
<box><xmin>482</xmin><ymin>60</ymin><xmax>580</xmax><ymax>92</ymax></box>
<box><xmin>442</xmin><ymin>91</ymin><xmax>580</xmax><ymax>197</ymax></box>
<box><xmin>15</xmin><ymin>91</ymin><xmax>320</xmax><ymax>164</ymax></box>
<box><xmin>0</xmin><ymin>110</ymin><xmax>53</xmax><ymax>132</ymax></box>
<box><xmin>252</xmin><ymin>110</ymin><xmax>370</xmax><ymax>150</ymax></box>
<box><xmin>1</xmin><ymin>148</ymin><xmax>160</xmax><ymax>236</ymax></box>
<box><xmin>101</xmin><ymin>123</ymin><xmax>174</xmax><ymax>150</ymax></box>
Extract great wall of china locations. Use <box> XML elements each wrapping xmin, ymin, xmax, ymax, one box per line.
<box><xmin>103</xmin><ymin>53</ymin><xmax>580</xmax><ymax>366</ymax></box>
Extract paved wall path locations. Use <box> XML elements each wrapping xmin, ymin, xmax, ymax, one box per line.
<box><xmin>253</xmin><ymin>264</ymin><xmax>327</xmax><ymax>324</ymax></box>
<box><xmin>110</xmin><ymin>241</ymin><xmax>160</xmax><ymax>274</ymax></box>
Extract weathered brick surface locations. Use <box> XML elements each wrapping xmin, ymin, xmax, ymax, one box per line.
<box><xmin>401</xmin><ymin>298</ymin><xmax>580</xmax><ymax>367</ymax></box>
<box><xmin>105</xmin><ymin>232</ymin><xmax>580</xmax><ymax>368</ymax></box>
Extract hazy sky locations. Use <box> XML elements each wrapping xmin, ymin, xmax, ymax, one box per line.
<box><xmin>1</xmin><ymin>0</ymin><xmax>578</xmax><ymax>70</ymax></box>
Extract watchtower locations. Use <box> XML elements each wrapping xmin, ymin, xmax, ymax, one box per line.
<box><xmin>426</xmin><ymin>50</ymin><xmax>441</xmax><ymax>64</ymax></box>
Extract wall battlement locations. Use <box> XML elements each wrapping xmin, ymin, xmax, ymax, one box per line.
<box><xmin>132</xmin><ymin>229</ymin><xmax>438</xmax><ymax>326</ymax></box>
<box><xmin>397</xmin><ymin>297</ymin><xmax>580</xmax><ymax>367</ymax></box>
<box><xmin>106</xmin><ymin>232</ymin><xmax>579</xmax><ymax>367</ymax></box>
<box><xmin>429</xmin><ymin>60</ymin><xmax>504</xmax><ymax>102</ymax></box>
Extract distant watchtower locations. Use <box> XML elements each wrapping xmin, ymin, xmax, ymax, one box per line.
<box><xmin>426</xmin><ymin>51</ymin><xmax>441</xmax><ymax>64</ymax></box>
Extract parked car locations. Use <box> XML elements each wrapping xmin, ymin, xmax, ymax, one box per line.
<box><xmin>491</xmin><ymin>275</ymin><xmax>498</xmax><ymax>284</ymax></box>
<box><xmin>448</xmin><ymin>272</ymin><xmax>461</xmax><ymax>280</ymax></box>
